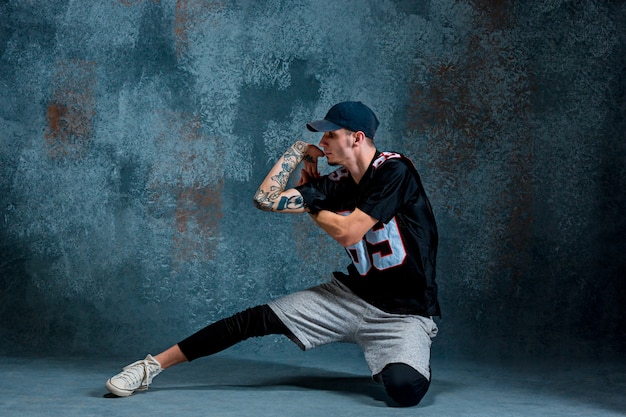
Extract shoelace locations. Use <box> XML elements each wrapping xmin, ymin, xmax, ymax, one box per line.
<box><xmin>118</xmin><ymin>360</ymin><xmax>149</xmax><ymax>387</ymax></box>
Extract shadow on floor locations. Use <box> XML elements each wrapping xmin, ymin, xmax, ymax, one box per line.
<box><xmin>96</xmin><ymin>352</ymin><xmax>626</xmax><ymax>414</ymax></box>
<box><xmin>100</xmin><ymin>355</ymin><xmax>464</xmax><ymax>408</ymax></box>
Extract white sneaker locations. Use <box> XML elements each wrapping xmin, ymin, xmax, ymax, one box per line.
<box><xmin>105</xmin><ymin>354</ymin><xmax>163</xmax><ymax>397</ymax></box>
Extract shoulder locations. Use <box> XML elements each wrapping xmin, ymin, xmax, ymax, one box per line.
<box><xmin>371</xmin><ymin>151</ymin><xmax>417</xmax><ymax>177</ymax></box>
<box><xmin>372</xmin><ymin>151</ymin><xmax>404</xmax><ymax>170</ymax></box>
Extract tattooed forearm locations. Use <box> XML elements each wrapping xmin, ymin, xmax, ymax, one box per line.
<box><xmin>270</xmin><ymin>165</ymin><xmax>291</xmax><ymax>192</ymax></box>
<box><xmin>253</xmin><ymin>141</ymin><xmax>309</xmax><ymax>212</ymax></box>
<box><xmin>269</xmin><ymin>144</ymin><xmax>306</xmax><ymax>189</ymax></box>
<box><xmin>291</xmin><ymin>141</ymin><xmax>308</xmax><ymax>155</ymax></box>
<box><xmin>282</xmin><ymin>143</ymin><xmax>306</xmax><ymax>170</ymax></box>
<box><xmin>254</xmin><ymin>190</ymin><xmax>307</xmax><ymax>212</ymax></box>
<box><xmin>277</xmin><ymin>195</ymin><xmax>305</xmax><ymax>211</ymax></box>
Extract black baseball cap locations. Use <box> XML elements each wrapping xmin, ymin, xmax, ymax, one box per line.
<box><xmin>306</xmin><ymin>101</ymin><xmax>379</xmax><ymax>139</ymax></box>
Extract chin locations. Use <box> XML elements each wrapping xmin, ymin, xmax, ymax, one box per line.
<box><xmin>325</xmin><ymin>155</ymin><xmax>339</xmax><ymax>166</ymax></box>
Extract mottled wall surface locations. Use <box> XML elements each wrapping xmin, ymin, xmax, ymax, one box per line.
<box><xmin>1</xmin><ymin>0</ymin><xmax>624</xmax><ymax>359</ymax></box>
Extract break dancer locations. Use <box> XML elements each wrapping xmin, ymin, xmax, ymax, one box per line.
<box><xmin>105</xmin><ymin>101</ymin><xmax>440</xmax><ymax>407</ymax></box>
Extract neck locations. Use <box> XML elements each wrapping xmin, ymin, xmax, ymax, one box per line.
<box><xmin>346</xmin><ymin>146</ymin><xmax>377</xmax><ymax>184</ymax></box>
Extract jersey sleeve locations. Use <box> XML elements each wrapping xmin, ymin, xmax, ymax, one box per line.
<box><xmin>358</xmin><ymin>159</ymin><xmax>419</xmax><ymax>224</ymax></box>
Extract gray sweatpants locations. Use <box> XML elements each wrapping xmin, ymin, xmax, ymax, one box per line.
<box><xmin>268</xmin><ymin>277</ymin><xmax>438</xmax><ymax>379</ymax></box>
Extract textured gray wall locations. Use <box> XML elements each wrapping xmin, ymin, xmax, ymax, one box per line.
<box><xmin>1</xmin><ymin>0</ymin><xmax>624</xmax><ymax>359</ymax></box>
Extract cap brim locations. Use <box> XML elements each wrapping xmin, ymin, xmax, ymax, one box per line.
<box><xmin>306</xmin><ymin>119</ymin><xmax>343</xmax><ymax>132</ymax></box>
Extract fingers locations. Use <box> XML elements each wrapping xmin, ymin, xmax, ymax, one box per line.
<box><xmin>304</xmin><ymin>164</ymin><xmax>320</xmax><ymax>178</ymax></box>
<box><xmin>306</xmin><ymin>144</ymin><xmax>325</xmax><ymax>158</ymax></box>
<box><xmin>297</xmin><ymin>144</ymin><xmax>322</xmax><ymax>186</ymax></box>
<box><xmin>297</xmin><ymin>169</ymin><xmax>309</xmax><ymax>186</ymax></box>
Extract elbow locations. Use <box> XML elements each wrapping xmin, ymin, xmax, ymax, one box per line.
<box><xmin>313</xmin><ymin>211</ymin><xmax>367</xmax><ymax>247</ymax></box>
<box><xmin>336</xmin><ymin>233</ymin><xmax>362</xmax><ymax>248</ymax></box>
<box><xmin>253</xmin><ymin>190</ymin><xmax>274</xmax><ymax>212</ymax></box>
<box><xmin>253</xmin><ymin>198</ymin><xmax>273</xmax><ymax>212</ymax></box>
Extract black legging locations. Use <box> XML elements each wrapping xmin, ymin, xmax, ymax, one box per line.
<box><xmin>177</xmin><ymin>304</ymin><xmax>430</xmax><ymax>407</ymax></box>
<box><xmin>177</xmin><ymin>305</ymin><xmax>290</xmax><ymax>360</ymax></box>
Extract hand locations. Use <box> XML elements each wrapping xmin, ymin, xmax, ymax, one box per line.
<box><xmin>298</xmin><ymin>144</ymin><xmax>324</xmax><ymax>185</ymax></box>
<box><xmin>297</xmin><ymin>168</ymin><xmax>312</xmax><ymax>186</ymax></box>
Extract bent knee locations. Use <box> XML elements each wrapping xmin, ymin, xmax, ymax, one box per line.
<box><xmin>379</xmin><ymin>363</ymin><xmax>431</xmax><ymax>407</ymax></box>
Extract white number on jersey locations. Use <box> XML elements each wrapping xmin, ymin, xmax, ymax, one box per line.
<box><xmin>347</xmin><ymin>217</ymin><xmax>407</xmax><ymax>275</ymax></box>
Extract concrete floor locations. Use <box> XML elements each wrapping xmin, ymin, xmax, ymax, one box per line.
<box><xmin>1</xmin><ymin>344</ymin><xmax>624</xmax><ymax>417</ymax></box>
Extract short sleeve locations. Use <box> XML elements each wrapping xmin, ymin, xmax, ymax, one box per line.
<box><xmin>358</xmin><ymin>159</ymin><xmax>418</xmax><ymax>224</ymax></box>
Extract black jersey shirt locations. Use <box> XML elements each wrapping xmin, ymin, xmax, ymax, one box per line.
<box><xmin>296</xmin><ymin>151</ymin><xmax>440</xmax><ymax>317</ymax></box>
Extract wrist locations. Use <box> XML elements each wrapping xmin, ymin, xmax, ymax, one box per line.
<box><xmin>291</xmin><ymin>141</ymin><xmax>308</xmax><ymax>157</ymax></box>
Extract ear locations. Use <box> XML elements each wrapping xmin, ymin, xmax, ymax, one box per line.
<box><xmin>353</xmin><ymin>131</ymin><xmax>366</xmax><ymax>145</ymax></box>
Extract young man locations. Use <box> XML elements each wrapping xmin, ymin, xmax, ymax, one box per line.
<box><xmin>105</xmin><ymin>101</ymin><xmax>440</xmax><ymax>407</ymax></box>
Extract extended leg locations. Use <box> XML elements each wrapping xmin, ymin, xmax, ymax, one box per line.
<box><xmin>154</xmin><ymin>344</ymin><xmax>187</xmax><ymax>369</ymax></box>
<box><xmin>177</xmin><ymin>304</ymin><xmax>292</xmax><ymax>361</ymax></box>
<box><xmin>106</xmin><ymin>304</ymin><xmax>291</xmax><ymax>396</ymax></box>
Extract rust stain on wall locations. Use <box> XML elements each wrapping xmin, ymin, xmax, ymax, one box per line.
<box><xmin>176</xmin><ymin>112</ymin><xmax>223</xmax><ymax>263</ymax></box>
<box><xmin>148</xmin><ymin>112</ymin><xmax>224</xmax><ymax>263</ymax></box>
<box><xmin>173</xmin><ymin>180</ymin><xmax>223</xmax><ymax>262</ymax></box>
<box><xmin>471</xmin><ymin>0</ymin><xmax>516</xmax><ymax>30</ymax></box>
<box><xmin>45</xmin><ymin>60</ymin><xmax>96</xmax><ymax>159</ymax></box>
<box><xmin>476</xmin><ymin>3</ymin><xmax>534</xmax><ymax>293</ymax></box>
<box><xmin>118</xmin><ymin>0</ymin><xmax>159</xmax><ymax>6</ymax></box>
<box><xmin>405</xmin><ymin>3</ymin><xmax>533</xmax><ymax>291</ymax></box>
<box><xmin>174</xmin><ymin>0</ymin><xmax>225</xmax><ymax>57</ymax></box>
<box><xmin>407</xmin><ymin>62</ymin><xmax>480</xmax><ymax>173</ymax></box>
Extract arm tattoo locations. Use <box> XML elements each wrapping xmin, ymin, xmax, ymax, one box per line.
<box><xmin>277</xmin><ymin>195</ymin><xmax>305</xmax><ymax>211</ymax></box>
<box><xmin>254</xmin><ymin>142</ymin><xmax>307</xmax><ymax>211</ymax></box>
<box><xmin>253</xmin><ymin>189</ymin><xmax>274</xmax><ymax>211</ymax></box>
<box><xmin>268</xmin><ymin>144</ymin><xmax>305</xmax><ymax>197</ymax></box>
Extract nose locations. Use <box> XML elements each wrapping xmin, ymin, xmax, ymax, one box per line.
<box><xmin>318</xmin><ymin>132</ymin><xmax>328</xmax><ymax>148</ymax></box>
